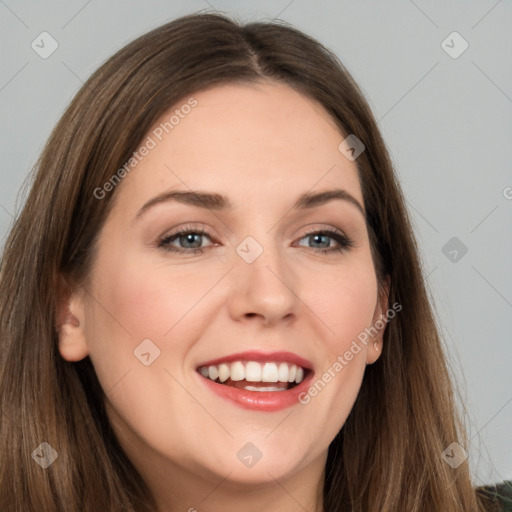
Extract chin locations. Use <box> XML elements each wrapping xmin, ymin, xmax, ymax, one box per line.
<box><xmin>194</xmin><ymin>440</ymin><xmax>311</xmax><ymax>487</ymax></box>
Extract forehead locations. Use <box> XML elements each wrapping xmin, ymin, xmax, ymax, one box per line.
<box><xmin>113</xmin><ymin>81</ymin><xmax>363</xmax><ymax>214</ymax></box>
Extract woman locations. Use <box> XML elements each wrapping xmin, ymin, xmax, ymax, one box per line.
<box><xmin>0</xmin><ymin>11</ymin><xmax>510</xmax><ymax>512</ymax></box>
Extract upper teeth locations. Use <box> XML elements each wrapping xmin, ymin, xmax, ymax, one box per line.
<box><xmin>198</xmin><ymin>361</ymin><xmax>305</xmax><ymax>384</ymax></box>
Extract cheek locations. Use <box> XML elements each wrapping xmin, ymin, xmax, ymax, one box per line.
<box><xmin>295</xmin><ymin>256</ymin><xmax>377</xmax><ymax>433</ymax></box>
<box><xmin>307</xmin><ymin>256</ymin><xmax>378</xmax><ymax>353</ymax></box>
<box><xmin>82</xmin><ymin>255</ymin><xmax>214</xmax><ymax>453</ymax></box>
<box><xmin>83</xmin><ymin>252</ymin><xmax>223</xmax><ymax>385</ymax></box>
<box><xmin>89</xmin><ymin>251</ymin><xmax>214</xmax><ymax>337</ymax></box>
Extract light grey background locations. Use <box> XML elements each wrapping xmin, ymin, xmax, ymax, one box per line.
<box><xmin>1</xmin><ymin>0</ymin><xmax>511</xmax><ymax>486</ymax></box>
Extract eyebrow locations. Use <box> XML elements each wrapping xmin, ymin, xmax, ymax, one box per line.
<box><xmin>135</xmin><ymin>188</ymin><xmax>366</xmax><ymax>219</ymax></box>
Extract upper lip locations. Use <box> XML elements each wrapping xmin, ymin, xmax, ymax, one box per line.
<box><xmin>196</xmin><ymin>350</ymin><xmax>314</xmax><ymax>371</ymax></box>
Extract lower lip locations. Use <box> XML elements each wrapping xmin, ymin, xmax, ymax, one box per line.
<box><xmin>197</xmin><ymin>371</ymin><xmax>314</xmax><ymax>412</ymax></box>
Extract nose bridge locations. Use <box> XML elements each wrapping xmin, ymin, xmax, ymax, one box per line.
<box><xmin>229</xmin><ymin>231</ymin><xmax>299</xmax><ymax>325</ymax></box>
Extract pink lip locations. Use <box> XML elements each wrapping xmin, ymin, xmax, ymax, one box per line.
<box><xmin>197</xmin><ymin>370</ymin><xmax>314</xmax><ymax>411</ymax></box>
<box><xmin>196</xmin><ymin>350</ymin><xmax>313</xmax><ymax>371</ymax></box>
<box><xmin>195</xmin><ymin>350</ymin><xmax>314</xmax><ymax>412</ymax></box>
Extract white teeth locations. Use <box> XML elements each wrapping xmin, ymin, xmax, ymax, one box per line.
<box><xmin>278</xmin><ymin>362</ymin><xmax>289</xmax><ymax>382</ymax></box>
<box><xmin>261</xmin><ymin>362</ymin><xmax>278</xmax><ymax>382</ymax></box>
<box><xmin>208</xmin><ymin>365</ymin><xmax>218</xmax><ymax>381</ymax></box>
<box><xmin>245</xmin><ymin>361</ymin><xmax>262</xmax><ymax>382</ymax></box>
<box><xmin>244</xmin><ymin>385</ymin><xmax>286</xmax><ymax>392</ymax></box>
<box><xmin>218</xmin><ymin>363</ymin><xmax>230</xmax><ymax>383</ymax></box>
<box><xmin>230</xmin><ymin>361</ymin><xmax>245</xmax><ymax>381</ymax></box>
<box><xmin>198</xmin><ymin>360</ymin><xmax>307</xmax><ymax>385</ymax></box>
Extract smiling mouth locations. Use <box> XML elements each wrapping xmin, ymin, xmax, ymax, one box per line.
<box><xmin>197</xmin><ymin>360</ymin><xmax>307</xmax><ymax>392</ymax></box>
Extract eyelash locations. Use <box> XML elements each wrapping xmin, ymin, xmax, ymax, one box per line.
<box><xmin>158</xmin><ymin>224</ymin><xmax>354</xmax><ymax>255</ymax></box>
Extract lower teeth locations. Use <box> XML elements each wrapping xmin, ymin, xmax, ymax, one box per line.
<box><xmin>243</xmin><ymin>385</ymin><xmax>287</xmax><ymax>392</ymax></box>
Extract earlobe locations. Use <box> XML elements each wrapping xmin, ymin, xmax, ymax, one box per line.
<box><xmin>55</xmin><ymin>277</ymin><xmax>89</xmax><ymax>362</ymax></box>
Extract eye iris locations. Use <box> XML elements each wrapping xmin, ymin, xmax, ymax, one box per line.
<box><xmin>311</xmin><ymin>234</ymin><xmax>329</xmax><ymax>248</ymax></box>
<box><xmin>181</xmin><ymin>233</ymin><xmax>202</xmax><ymax>248</ymax></box>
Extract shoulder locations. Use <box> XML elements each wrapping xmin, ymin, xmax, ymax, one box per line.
<box><xmin>477</xmin><ymin>480</ymin><xmax>512</xmax><ymax>511</ymax></box>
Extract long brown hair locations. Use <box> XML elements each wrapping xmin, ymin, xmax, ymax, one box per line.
<box><xmin>0</xmin><ymin>11</ymin><xmax>500</xmax><ymax>511</ymax></box>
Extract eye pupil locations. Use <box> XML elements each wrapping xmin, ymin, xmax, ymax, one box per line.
<box><xmin>182</xmin><ymin>233</ymin><xmax>202</xmax><ymax>248</ymax></box>
<box><xmin>311</xmin><ymin>234</ymin><xmax>329</xmax><ymax>248</ymax></box>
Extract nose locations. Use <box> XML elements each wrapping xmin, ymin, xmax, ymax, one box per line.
<box><xmin>227</xmin><ymin>242</ymin><xmax>299</xmax><ymax>328</ymax></box>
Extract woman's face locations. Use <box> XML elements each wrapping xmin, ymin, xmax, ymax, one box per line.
<box><xmin>60</xmin><ymin>81</ymin><xmax>388</xmax><ymax>497</ymax></box>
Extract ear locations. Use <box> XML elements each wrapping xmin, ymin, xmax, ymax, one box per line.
<box><xmin>55</xmin><ymin>275</ymin><xmax>89</xmax><ymax>362</ymax></box>
<box><xmin>366</xmin><ymin>274</ymin><xmax>391</xmax><ymax>365</ymax></box>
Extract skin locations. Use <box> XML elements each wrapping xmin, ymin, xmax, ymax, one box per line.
<box><xmin>57</xmin><ymin>81</ymin><xmax>389</xmax><ymax>512</ymax></box>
